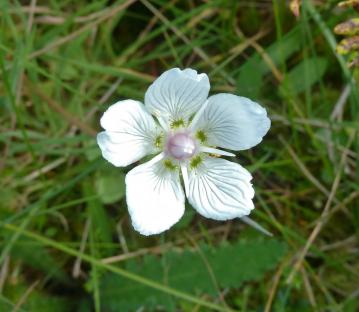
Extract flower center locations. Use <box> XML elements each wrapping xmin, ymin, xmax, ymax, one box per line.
<box><xmin>166</xmin><ymin>132</ymin><xmax>197</xmax><ymax>160</ymax></box>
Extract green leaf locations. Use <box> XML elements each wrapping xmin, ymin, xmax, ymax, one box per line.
<box><xmin>95</xmin><ymin>166</ymin><xmax>126</xmax><ymax>204</ymax></box>
<box><xmin>100</xmin><ymin>239</ymin><xmax>287</xmax><ymax>311</ymax></box>
<box><xmin>83</xmin><ymin>180</ymin><xmax>114</xmax><ymax>311</ymax></box>
<box><xmin>279</xmin><ymin>57</ymin><xmax>328</xmax><ymax>95</ymax></box>
<box><xmin>237</xmin><ymin>27</ymin><xmax>302</xmax><ymax>97</ymax></box>
<box><xmin>83</xmin><ymin>139</ymin><xmax>101</xmax><ymax>161</ymax></box>
<box><xmin>172</xmin><ymin>206</ymin><xmax>195</xmax><ymax>230</ymax></box>
<box><xmin>83</xmin><ymin>181</ymin><xmax>113</xmax><ymax>252</ymax></box>
<box><xmin>3</xmin><ymin>283</ymin><xmax>76</xmax><ymax>312</ymax></box>
<box><xmin>8</xmin><ymin>237</ymin><xmax>69</xmax><ymax>283</ymax></box>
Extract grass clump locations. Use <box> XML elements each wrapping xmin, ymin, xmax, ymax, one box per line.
<box><xmin>0</xmin><ymin>1</ymin><xmax>358</xmax><ymax>311</ymax></box>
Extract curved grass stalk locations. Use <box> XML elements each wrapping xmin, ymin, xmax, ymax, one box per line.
<box><xmin>3</xmin><ymin>223</ymin><xmax>234</xmax><ymax>312</ymax></box>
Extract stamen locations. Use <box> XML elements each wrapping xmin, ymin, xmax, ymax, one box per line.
<box><xmin>200</xmin><ymin>146</ymin><xmax>235</xmax><ymax>157</ymax></box>
<box><xmin>152</xmin><ymin>108</ymin><xmax>171</xmax><ymax>131</ymax></box>
<box><xmin>157</xmin><ymin>115</ymin><xmax>170</xmax><ymax>131</ymax></box>
<box><xmin>189</xmin><ymin>100</ymin><xmax>209</xmax><ymax>130</ymax></box>
<box><xmin>147</xmin><ymin>152</ymin><xmax>165</xmax><ymax>166</ymax></box>
<box><xmin>180</xmin><ymin>164</ymin><xmax>189</xmax><ymax>196</ymax></box>
<box><xmin>241</xmin><ymin>216</ymin><xmax>273</xmax><ymax>236</ymax></box>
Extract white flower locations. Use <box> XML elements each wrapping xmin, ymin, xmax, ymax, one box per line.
<box><xmin>97</xmin><ymin>68</ymin><xmax>270</xmax><ymax>236</ymax></box>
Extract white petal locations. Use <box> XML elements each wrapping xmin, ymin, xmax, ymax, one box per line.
<box><xmin>125</xmin><ymin>157</ymin><xmax>185</xmax><ymax>235</ymax></box>
<box><xmin>192</xmin><ymin>93</ymin><xmax>270</xmax><ymax>151</ymax></box>
<box><xmin>187</xmin><ymin>157</ymin><xmax>254</xmax><ymax>220</ymax></box>
<box><xmin>144</xmin><ymin>68</ymin><xmax>210</xmax><ymax>128</ymax></box>
<box><xmin>97</xmin><ymin>100</ymin><xmax>161</xmax><ymax>167</ymax></box>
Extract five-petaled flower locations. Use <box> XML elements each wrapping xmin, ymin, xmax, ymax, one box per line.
<box><xmin>97</xmin><ymin>68</ymin><xmax>270</xmax><ymax>235</ymax></box>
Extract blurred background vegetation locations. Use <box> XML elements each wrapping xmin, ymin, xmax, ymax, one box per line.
<box><xmin>1</xmin><ymin>0</ymin><xmax>359</xmax><ymax>311</ymax></box>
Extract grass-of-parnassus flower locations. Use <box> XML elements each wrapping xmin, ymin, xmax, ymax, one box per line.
<box><xmin>97</xmin><ymin>68</ymin><xmax>271</xmax><ymax>236</ymax></box>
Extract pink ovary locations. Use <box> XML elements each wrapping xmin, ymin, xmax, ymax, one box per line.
<box><xmin>166</xmin><ymin>132</ymin><xmax>197</xmax><ymax>160</ymax></box>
